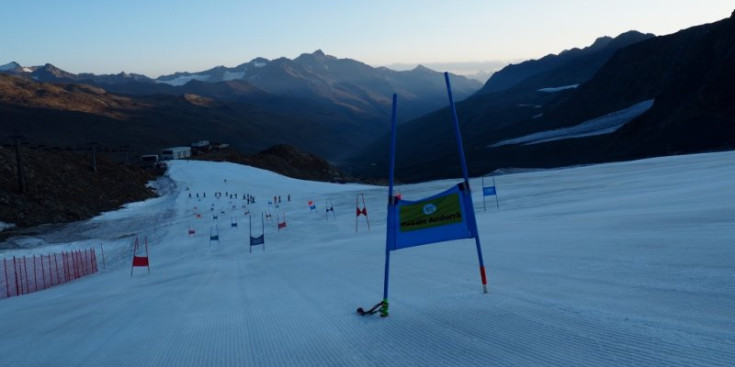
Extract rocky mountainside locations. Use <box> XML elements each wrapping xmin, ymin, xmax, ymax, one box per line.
<box><xmin>0</xmin><ymin>73</ymin><xmax>369</xmax><ymax>162</ymax></box>
<box><xmin>349</xmin><ymin>15</ymin><xmax>735</xmax><ymax>182</ymax></box>
<box><xmin>477</xmin><ymin>31</ymin><xmax>654</xmax><ymax>95</ymax></box>
<box><xmin>2</xmin><ymin>50</ymin><xmax>482</xmax><ymax>124</ymax></box>
<box><xmin>0</xmin><ymin>144</ymin><xmax>159</xmax><ymax>231</ymax></box>
<box><xmin>191</xmin><ymin>144</ymin><xmax>351</xmax><ymax>183</ymax></box>
<box><xmin>0</xmin><ymin>51</ymin><xmax>482</xmax><ymax>166</ymax></box>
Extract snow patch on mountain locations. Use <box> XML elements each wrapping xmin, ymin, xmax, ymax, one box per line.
<box><xmin>537</xmin><ymin>84</ymin><xmax>579</xmax><ymax>92</ymax></box>
<box><xmin>156</xmin><ymin>74</ymin><xmax>211</xmax><ymax>86</ymax></box>
<box><xmin>490</xmin><ymin>99</ymin><xmax>654</xmax><ymax>147</ymax></box>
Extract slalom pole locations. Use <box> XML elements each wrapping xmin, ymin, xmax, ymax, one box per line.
<box><xmin>445</xmin><ymin>72</ymin><xmax>489</xmax><ymax>293</ymax></box>
<box><xmin>130</xmin><ymin>236</ymin><xmax>137</xmax><ymax>276</ymax></box>
<box><xmin>482</xmin><ymin>176</ymin><xmax>487</xmax><ymax>212</ymax></box>
<box><xmin>493</xmin><ymin>176</ymin><xmax>500</xmax><ymax>210</ymax></box>
<box><xmin>381</xmin><ymin>93</ymin><xmax>399</xmax><ymax>316</ymax></box>
<box><xmin>362</xmin><ymin>194</ymin><xmax>371</xmax><ymax>230</ymax></box>
<box><xmin>145</xmin><ymin>237</ymin><xmax>150</xmax><ymax>274</ymax></box>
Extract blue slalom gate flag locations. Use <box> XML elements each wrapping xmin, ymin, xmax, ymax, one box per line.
<box><xmin>481</xmin><ymin>176</ymin><xmax>500</xmax><ymax>211</ymax></box>
<box><xmin>250</xmin><ymin>234</ymin><xmax>264</xmax><ymax>246</ymax></box>
<box><xmin>249</xmin><ymin>213</ymin><xmax>265</xmax><ymax>253</ymax></box>
<box><xmin>483</xmin><ymin>186</ymin><xmax>496</xmax><ymax>196</ymax></box>
<box><xmin>387</xmin><ymin>183</ymin><xmax>478</xmax><ymax>251</ymax></box>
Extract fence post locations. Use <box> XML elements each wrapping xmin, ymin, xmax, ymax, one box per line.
<box><xmin>4</xmin><ymin>258</ymin><xmax>10</xmax><ymax>298</ymax></box>
<box><xmin>92</xmin><ymin>249</ymin><xmax>98</xmax><ymax>273</ymax></box>
<box><xmin>41</xmin><ymin>255</ymin><xmax>46</xmax><ymax>290</ymax></box>
<box><xmin>76</xmin><ymin>250</ymin><xmax>81</xmax><ymax>278</ymax></box>
<box><xmin>32</xmin><ymin>255</ymin><xmax>38</xmax><ymax>292</ymax></box>
<box><xmin>23</xmin><ymin>256</ymin><xmax>30</xmax><ymax>295</ymax></box>
<box><xmin>14</xmin><ymin>257</ymin><xmax>20</xmax><ymax>296</ymax></box>
<box><xmin>71</xmin><ymin>251</ymin><xmax>76</xmax><ymax>279</ymax></box>
<box><xmin>62</xmin><ymin>252</ymin><xmax>68</xmax><ymax>283</ymax></box>
<box><xmin>54</xmin><ymin>254</ymin><xmax>60</xmax><ymax>285</ymax></box>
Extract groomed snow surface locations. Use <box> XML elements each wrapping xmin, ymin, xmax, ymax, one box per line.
<box><xmin>1</xmin><ymin>151</ymin><xmax>734</xmax><ymax>366</ymax></box>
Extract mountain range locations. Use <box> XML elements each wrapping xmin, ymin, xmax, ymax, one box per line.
<box><xmin>2</xmin><ymin>12</ymin><xmax>735</xmax><ymax>182</ymax></box>
<box><xmin>348</xmin><ymin>13</ymin><xmax>735</xmax><ymax>181</ymax></box>
<box><xmin>0</xmin><ymin>51</ymin><xmax>481</xmax><ymax>162</ymax></box>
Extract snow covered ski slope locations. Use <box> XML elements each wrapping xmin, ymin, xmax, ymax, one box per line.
<box><xmin>1</xmin><ymin>151</ymin><xmax>734</xmax><ymax>366</ymax></box>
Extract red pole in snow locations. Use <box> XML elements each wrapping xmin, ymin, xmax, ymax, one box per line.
<box><xmin>3</xmin><ymin>258</ymin><xmax>10</xmax><ymax>298</ymax></box>
<box><xmin>78</xmin><ymin>250</ymin><xmax>84</xmax><ymax>277</ymax></box>
<box><xmin>63</xmin><ymin>252</ymin><xmax>69</xmax><ymax>283</ymax></box>
<box><xmin>92</xmin><ymin>249</ymin><xmax>98</xmax><ymax>273</ymax></box>
<box><xmin>41</xmin><ymin>255</ymin><xmax>46</xmax><ymax>290</ymax></box>
<box><xmin>23</xmin><ymin>256</ymin><xmax>30</xmax><ymax>295</ymax></box>
<box><xmin>13</xmin><ymin>257</ymin><xmax>20</xmax><ymax>296</ymax></box>
<box><xmin>63</xmin><ymin>252</ymin><xmax>68</xmax><ymax>281</ymax></box>
<box><xmin>73</xmin><ymin>251</ymin><xmax>78</xmax><ymax>279</ymax></box>
<box><xmin>32</xmin><ymin>255</ymin><xmax>38</xmax><ymax>292</ymax></box>
<box><xmin>74</xmin><ymin>250</ymin><xmax>79</xmax><ymax>278</ymax></box>
<box><xmin>86</xmin><ymin>249</ymin><xmax>92</xmax><ymax>275</ymax></box>
<box><xmin>54</xmin><ymin>254</ymin><xmax>60</xmax><ymax>285</ymax></box>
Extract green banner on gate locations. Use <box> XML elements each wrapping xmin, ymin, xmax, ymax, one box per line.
<box><xmin>398</xmin><ymin>192</ymin><xmax>462</xmax><ymax>232</ymax></box>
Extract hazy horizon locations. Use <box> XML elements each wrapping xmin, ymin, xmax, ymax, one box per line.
<box><xmin>2</xmin><ymin>1</ymin><xmax>732</xmax><ymax>78</ymax></box>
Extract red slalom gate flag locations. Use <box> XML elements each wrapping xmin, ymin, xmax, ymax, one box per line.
<box><xmin>355</xmin><ymin>193</ymin><xmax>370</xmax><ymax>232</ymax></box>
<box><xmin>130</xmin><ymin>236</ymin><xmax>150</xmax><ymax>276</ymax></box>
<box><xmin>277</xmin><ymin>213</ymin><xmax>287</xmax><ymax>231</ymax></box>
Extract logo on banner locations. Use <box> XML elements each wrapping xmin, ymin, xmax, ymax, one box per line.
<box><xmin>399</xmin><ymin>193</ymin><xmax>462</xmax><ymax>232</ymax></box>
<box><xmin>422</xmin><ymin>204</ymin><xmax>437</xmax><ymax>215</ymax></box>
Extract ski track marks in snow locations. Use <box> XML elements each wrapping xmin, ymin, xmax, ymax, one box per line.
<box><xmin>1</xmin><ymin>154</ymin><xmax>734</xmax><ymax>366</ymax></box>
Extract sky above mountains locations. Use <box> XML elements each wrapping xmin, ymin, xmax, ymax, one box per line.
<box><xmin>2</xmin><ymin>0</ymin><xmax>732</xmax><ymax>78</ymax></box>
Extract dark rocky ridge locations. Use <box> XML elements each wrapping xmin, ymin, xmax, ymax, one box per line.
<box><xmin>0</xmin><ymin>145</ymin><xmax>159</xmax><ymax>230</ymax></box>
<box><xmin>191</xmin><ymin>144</ymin><xmax>350</xmax><ymax>183</ymax></box>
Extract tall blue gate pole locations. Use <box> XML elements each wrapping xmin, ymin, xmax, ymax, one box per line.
<box><xmin>381</xmin><ymin>94</ymin><xmax>399</xmax><ymax>316</ymax></box>
<box><xmin>444</xmin><ymin>72</ymin><xmax>489</xmax><ymax>293</ymax></box>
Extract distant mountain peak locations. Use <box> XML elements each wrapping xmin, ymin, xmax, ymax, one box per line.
<box><xmin>411</xmin><ymin>65</ymin><xmax>433</xmax><ymax>73</ymax></box>
<box><xmin>295</xmin><ymin>49</ymin><xmax>332</xmax><ymax>63</ymax></box>
<box><xmin>0</xmin><ymin>61</ymin><xmax>21</xmax><ymax>71</ymax></box>
<box><xmin>478</xmin><ymin>30</ymin><xmax>655</xmax><ymax>94</ymax></box>
<box><xmin>589</xmin><ymin>36</ymin><xmax>614</xmax><ymax>49</ymax></box>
